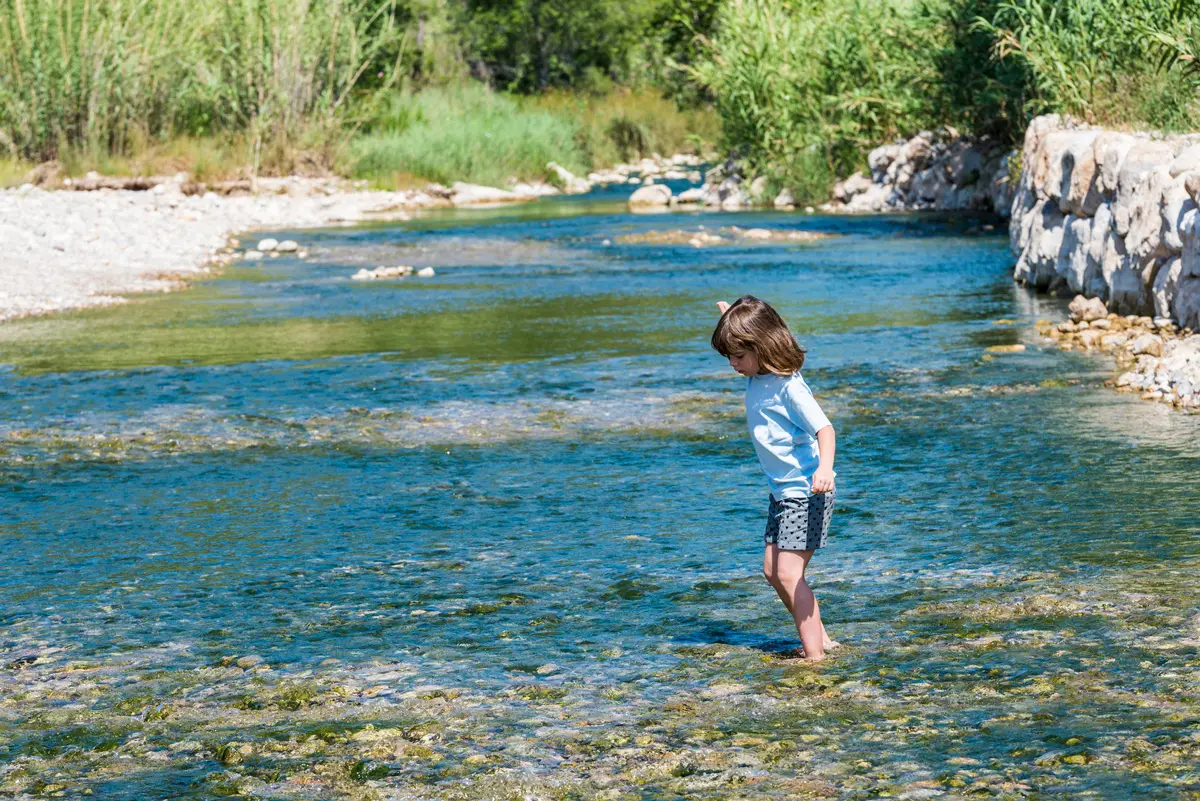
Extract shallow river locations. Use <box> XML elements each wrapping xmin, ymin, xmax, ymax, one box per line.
<box><xmin>2</xmin><ymin>187</ymin><xmax>1200</xmax><ymax>800</ymax></box>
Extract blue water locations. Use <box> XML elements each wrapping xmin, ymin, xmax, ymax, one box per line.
<box><xmin>2</xmin><ymin>191</ymin><xmax>1199</xmax><ymax>800</ymax></box>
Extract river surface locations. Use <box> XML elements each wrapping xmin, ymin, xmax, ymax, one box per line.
<box><xmin>2</xmin><ymin>187</ymin><xmax>1199</xmax><ymax>800</ymax></box>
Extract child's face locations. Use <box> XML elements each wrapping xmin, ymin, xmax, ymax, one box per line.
<box><xmin>727</xmin><ymin>350</ymin><xmax>760</xmax><ymax>377</ymax></box>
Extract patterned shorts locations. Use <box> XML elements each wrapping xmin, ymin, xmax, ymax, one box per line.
<box><xmin>765</xmin><ymin>491</ymin><xmax>835</xmax><ymax>551</ymax></box>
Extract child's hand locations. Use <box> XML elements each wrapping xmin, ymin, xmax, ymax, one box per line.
<box><xmin>812</xmin><ymin>467</ymin><xmax>835</xmax><ymax>494</ymax></box>
<box><xmin>716</xmin><ymin>301</ymin><xmax>730</xmax><ymax>314</ymax></box>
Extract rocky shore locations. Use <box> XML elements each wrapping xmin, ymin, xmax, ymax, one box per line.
<box><xmin>1035</xmin><ymin>295</ymin><xmax>1199</xmax><ymax>409</ymax></box>
<box><xmin>1010</xmin><ymin>114</ymin><xmax>1200</xmax><ymax>410</ymax></box>
<box><xmin>825</xmin><ymin>129</ymin><xmax>1015</xmax><ymax>215</ymax></box>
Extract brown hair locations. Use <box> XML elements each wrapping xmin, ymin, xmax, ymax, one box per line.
<box><xmin>711</xmin><ymin>295</ymin><xmax>806</xmax><ymax>375</ymax></box>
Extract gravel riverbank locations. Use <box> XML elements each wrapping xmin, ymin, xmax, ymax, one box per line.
<box><xmin>0</xmin><ymin>154</ymin><xmax>710</xmax><ymax>322</ymax></box>
<box><xmin>0</xmin><ymin>177</ymin><xmax>550</xmax><ymax>322</ymax></box>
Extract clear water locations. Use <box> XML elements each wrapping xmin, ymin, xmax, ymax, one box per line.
<box><xmin>2</xmin><ymin>188</ymin><xmax>1199</xmax><ymax>800</ymax></box>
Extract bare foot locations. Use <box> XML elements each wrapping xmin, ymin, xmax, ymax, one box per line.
<box><xmin>823</xmin><ymin>636</ymin><xmax>841</xmax><ymax>651</ymax></box>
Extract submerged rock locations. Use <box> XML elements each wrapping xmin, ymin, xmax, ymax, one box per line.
<box><xmin>352</xmin><ymin>265</ymin><xmax>414</xmax><ymax>280</ymax></box>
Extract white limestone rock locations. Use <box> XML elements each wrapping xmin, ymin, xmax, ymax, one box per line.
<box><xmin>1114</xmin><ymin>142</ymin><xmax>1175</xmax><ymax>236</ymax></box>
<box><xmin>628</xmin><ymin>184</ymin><xmax>673</xmax><ymax>208</ymax></box>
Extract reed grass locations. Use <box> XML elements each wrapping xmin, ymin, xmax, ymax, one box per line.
<box><xmin>522</xmin><ymin>89</ymin><xmax>719</xmax><ymax>166</ymax></box>
<box><xmin>348</xmin><ymin>84</ymin><xmax>588</xmax><ymax>187</ymax></box>
<box><xmin>348</xmin><ymin>85</ymin><xmax>718</xmax><ymax>188</ymax></box>
<box><xmin>0</xmin><ymin>0</ymin><xmax>405</xmax><ymax>165</ymax></box>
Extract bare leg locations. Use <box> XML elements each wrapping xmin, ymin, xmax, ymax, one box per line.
<box><xmin>763</xmin><ymin>545</ymin><xmax>830</xmax><ymax>659</ymax></box>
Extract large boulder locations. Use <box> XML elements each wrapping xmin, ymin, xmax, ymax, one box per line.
<box><xmin>868</xmin><ymin>143</ymin><xmax>901</xmax><ymax>182</ymax></box>
<box><xmin>1160</xmin><ymin>178</ymin><xmax>1195</xmax><ymax>253</ymax></box>
<box><xmin>1169</xmin><ymin>143</ymin><xmax>1200</xmax><ymax>178</ymax></box>
<box><xmin>1013</xmin><ymin>199</ymin><xmax>1066</xmax><ymax>288</ymax></box>
<box><xmin>546</xmin><ymin>162</ymin><xmax>591</xmax><ymax>194</ymax></box>
<box><xmin>1180</xmin><ymin>206</ymin><xmax>1200</xmax><ymax>278</ymax></box>
<box><xmin>1093</xmin><ymin>131</ymin><xmax>1138</xmax><ymax>197</ymax></box>
<box><xmin>1057</xmin><ymin>214</ymin><xmax>1098</xmax><ymax>293</ymax></box>
<box><xmin>833</xmin><ymin>172</ymin><xmax>872</xmax><ymax>202</ymax></box>
<box><xmin>1124</xmin><ymin>166</ymin><xmax>1172</xmax><ymax>260</ymax></box>
<box><xmin>1034</xmin><ymin>130</ymin><xmax>1094</xmax><ymax>203</ymax></box>
<box><xmin>887</xmin><ymin>132</ymin><xmax>934</xmax><ymax>192</ymax></box>
<box><xmin>945</xmin><ymin>142</ymin><xmax>985</xmax><ymax>187</ymax></box>
<box><xmin>1058</xmin><ymin>131</ymin><xmax>1102</xmax><ymax>216</ymax></box>
<box><xmin>628</xmin><ymin>184</ymin><xmax>672</xmax><ymax>208</ymax></box>
<box><xmin>1174</xmin><ymin>276</ymin><xmax>1200</xmax><ymax>328</ymax></box>
<box><xmin>1114</xmin><ymin>141</ymin><xmax>1175</xmax><ymax>235</ymax></box>
<box><xmin>1153</xmin><ymin>254</ymin><xmax>1183</xmax><ymax>319</ymax></box>
<box><xmin>912</xmin><ymin>166</ymin><xmax>950</xmax><ymax>203</ymax></box>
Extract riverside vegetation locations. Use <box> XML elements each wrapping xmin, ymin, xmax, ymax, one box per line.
<box><xmin>0</xmin><ymin>0</ymin><xmax>719</xmax><ymax>188</ymax></box>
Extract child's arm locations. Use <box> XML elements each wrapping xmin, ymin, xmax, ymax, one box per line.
<box><xmin>812</xmin><ymin>425</ymin><xmax>836</xmax><ymax>493</ymax></box>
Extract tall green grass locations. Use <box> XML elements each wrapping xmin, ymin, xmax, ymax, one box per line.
<box><xmin>348</xmin><ymin>86</ymin><xmax>719</xmax><ymax>187</ymax></box>
<box><xmin>0</xmin><ymin>0</ymin><xmax>405</xmax><ymax>165</ymax></box>
<box><xmin>523</xmin><ymin>90</ymin><xmax>719</xmax><ymax>166</ymax></box>
<box><xmin>348</xmin><ymin>85</ymin><xmax>589</xmax><ymax>187</ymax></box>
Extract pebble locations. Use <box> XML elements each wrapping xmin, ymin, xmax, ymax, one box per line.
<box><xmin>256</xmin><ymin>238</ymin><xmax>279</xmax><ymax>252</ymax></box>
<box><xmin>416</xmin><ymin>267</ymin><xmax>436</xmax><ymax>277</ymax></box>
<box><xmin>275</xmin><ymin>240</ymin><xmax>299</xmax><ymax>252</ymax></box>
<box><xmin>236</xmin><ymin>655</ymin><xmax>264</xmax><ymax>669</ymax></box>
<box><xmin>244</xmin><ymin>250</ymin><xmax>264</xmax><ymax>260</ymax></box>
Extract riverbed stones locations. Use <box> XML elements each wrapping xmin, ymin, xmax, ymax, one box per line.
<box><xmin>275</xmin><ymin>239</ymin><xmax>299</xmax><ymax>252</ymax></box>
<box><xmin>256</xmin><ymin>238</ymin><xmax>280</xmax><ymax>252</ymax></box>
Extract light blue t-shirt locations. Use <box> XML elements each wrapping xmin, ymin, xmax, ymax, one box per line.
<box><xmin>745</xmin><ymin>371</ymin><xmax>833</xmax><ymax>500</ymax></box>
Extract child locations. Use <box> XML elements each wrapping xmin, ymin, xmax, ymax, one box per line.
<box><xmin>712</xmin><ymin>296</ymin><xmax>838</xmax><ymax>661</ymax></box>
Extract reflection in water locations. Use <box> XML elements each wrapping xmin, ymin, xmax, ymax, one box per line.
<box><xmin>2</xmin><ymin>200</ymin><xmax>1199</xmax><ymax>800</ymax></box>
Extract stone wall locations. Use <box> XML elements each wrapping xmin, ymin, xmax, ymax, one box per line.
<box><xmin>827</xmin><ymin>129</ymin><xmax>1015</xmax><ymax>215</ymax></box>
<box><xmin>1009</xmin><ymin>114</ymin><xmax>1200</xmax><ymax>329</ymax></box>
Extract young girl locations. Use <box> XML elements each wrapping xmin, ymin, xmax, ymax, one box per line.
<box><xmin>712</xmin><ymin>295</ymin><xmax>838</xmax><ymax>661</ymax></box>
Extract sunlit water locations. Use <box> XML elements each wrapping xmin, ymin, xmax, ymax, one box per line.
<box><xmin>2</xmin><ymin>185</ymin><xmax>1199</xmax><ymax>800</ymax></box>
